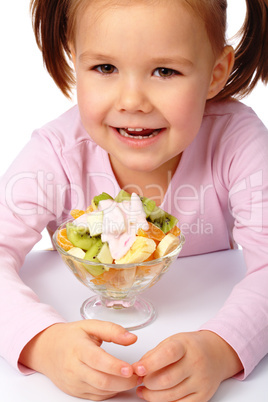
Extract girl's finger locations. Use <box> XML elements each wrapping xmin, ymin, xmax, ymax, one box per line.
<box><xmin>81</xmin><ymin>342</ymin><xmax>136</xmax><ymax>378</ymax></box>
<box><xmin>80</xmin><ymin>319</ymin><xmax>138</xmax><ymax>346</ymax></box>
<box><xmin>79</xmin><ymin>362</ymin><xmax>139</xmax><ymax>393</ymax></box>
<box><xmin>137</xmin><ymin>377</ymin><xmax>195</xmax><ymax>402</ymax></box>
<box><xmin>133</xmin><ymin>338</ymin><xmax>186</xmax><ymax>376</ymax></box>
<box><xmin>143</xmin><ymin>360</ymin><xmax>189</xmax><ymax>391</ymax></box>
<box><xmin>76</xmin><ymin>321</ymin><xmax>137</xmax><ymax>377</ymax></box>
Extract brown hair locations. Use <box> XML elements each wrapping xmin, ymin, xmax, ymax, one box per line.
<box><xmin>217</xmin><ymin>0</ymin><xmax>268</xmax><ymax>101</ymax></box>
<box><xmin>30</xmin><ymin>0</ymin><xmax>75</xmax><ymax>97</ymax></box>
<box><xmin>30</xmin><ymin>0</ymin><xmax>268</xmax><ymax>100</ymax></box>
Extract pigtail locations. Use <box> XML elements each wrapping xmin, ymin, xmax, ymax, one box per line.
<box><xmin>217</xmin><ymin>0</ymin><xmax>268</xmax><ymax>101</ymax></box>
<box><xmin>30</xmin><ymin>0</ymin><xmax>75</xmax><ymax>98</ymax></box>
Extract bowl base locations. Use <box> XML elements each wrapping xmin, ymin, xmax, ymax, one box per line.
<box><xmin>80</xmin><ymin>295</ymin><xmax>156</xmax><ymax>331</ymax></box>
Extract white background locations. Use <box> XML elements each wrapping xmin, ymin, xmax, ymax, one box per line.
<box><xmin>1</xmin><ymin>1</ymin><xmax>267</xmax><ymax>249</ymax></box>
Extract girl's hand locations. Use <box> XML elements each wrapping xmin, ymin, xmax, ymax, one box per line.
<box><xmin>19</xmin><ymin>320</ymin><xmax>139</xmax><ymax>400</ymax></box>
<box><xmin>133</xmin><ymin>330</ymin><xmax>243</xmax><ymax>402</ymax></box>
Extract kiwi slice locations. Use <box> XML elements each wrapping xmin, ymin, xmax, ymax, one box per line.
<box><xmin>83</xmin><ymin>237</ymin><xmax>107</xmax><ymax>276</ymax></box>
<box><xmin>149</xmin><ymin>205</ymin><xmax>166</xmax><ymax>222</ymax></box>
<box><xmin>66</xmin><ymin>222</ymin><xmax>96</xmax><ymax>250</ymax></box>
<box><xmin>93</xmin><ymin>192</ymin><xmax>113</xmax><ymax>206</ymax></box>
<box><xmin>161</xmin><ymin>213</ymin><xmax>178</xmax><ymax>233</ymax></box>
<box><xmin>140</xmin><ymin>196</ymin><xmax>156</xmax><ymax>218</ymax></box>
<box><xmin>114</xmin><ymin>189</ymin><xmax>131</xmax><ymax>202</ymax></box>
<box><xmin>115</xmin><ymin>191</ymin><xmax>156</xmax><ymax>218</ymax></box>
<box><xmin>148</xmin><ymin>207</ymin><xmax>178</xmax><ymax>233</ymax></box>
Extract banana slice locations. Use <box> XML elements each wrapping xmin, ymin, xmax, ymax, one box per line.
<box><xmin>115</xmin><ymin>236</ymin><xmax>156</xmax><ymax>264</ymax></box>
<box><xmin>154</xmin><ymin>233</ymin><xmax>181</xmax><ymax>259</ymax></box>
<box><xmin>67</xmin><ymin>247</ymin><xmax>86</xmax><ymax>259</ymax></box>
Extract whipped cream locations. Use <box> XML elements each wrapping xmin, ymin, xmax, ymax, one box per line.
<box><xmin>73</xmin><ymin>193</ymin><xmax>149</xmax><ymax>260</ymax></box>
<box><xmin>99</xmin><ymin>193</ymin><xmax>149</xmax><ymax>259</ymax></box>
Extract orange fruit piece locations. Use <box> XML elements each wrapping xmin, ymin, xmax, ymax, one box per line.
<box><xmin>143</xmin><ymin>253</ymin><xmax>155</xmax><ymax>262</ymax></box>
<box><xmin>56</xmin><ymin>228</ymin><xmax>74</xmax><ymax>251</ymax></box>
<box><xmin>70</xmin><ymin>203</ymin><xmax>94</xmax><ymax>219</ymax></box>
<box><xmin>86</xmin><ymin>205</ymin><xmax>94</xmax><ymax>213</ymax></box>
<box><xmin>168</xmin><ymin>225</ymin><xmax>181</xmax><ymax>236</ymax></box>
<box><xmin>90</xmin><ymin>268</ymin><xmax>117</xmax><ymax>285</ymax></box>
<box><xmin>137</xmin><ymin>221</ymin><xmax>165</xmax><ymax>242</ymax></box>
<box><xmin>70</xmin><ymin>209</ymin><xmax>85</xmax><ymax>219</ymax></box>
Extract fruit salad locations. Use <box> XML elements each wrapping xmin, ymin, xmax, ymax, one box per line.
<box><xmin>56</xmin><ymin>190</ymin><xmax>181</xmax><ymax>281</ymax></box>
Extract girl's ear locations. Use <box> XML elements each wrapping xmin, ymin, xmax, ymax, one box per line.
<box><xmin>207</xmin><ymin>46</ymin><xmax>235</xmax><ymax>100</ymax></box>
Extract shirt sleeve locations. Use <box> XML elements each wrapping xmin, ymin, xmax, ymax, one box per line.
<box><xmin>0</xmin><ymin>130</ymin><xmax>70</xmax><ymax>373</ymax></box>
<box><xmin>200</xmin><ymin>111</ymin><xmax>268</xmax><ymax>379</ymax></box>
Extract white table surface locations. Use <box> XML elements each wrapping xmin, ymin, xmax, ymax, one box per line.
<box><xmin>1</xmin><ymin>249</ymin><xmax>267</xmax><ymax>401</ymax></box>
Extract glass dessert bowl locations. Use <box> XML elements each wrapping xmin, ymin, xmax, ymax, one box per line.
<box><xmin>53</xmin><ymin>222</ymin><xmax>185</xmax><ymax>330</ymax></box>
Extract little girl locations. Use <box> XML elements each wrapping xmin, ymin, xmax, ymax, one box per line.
<box><xmin>1</xmin><ymin>0</ymin><xmax>267</xmax><ymax>401</ymax></box>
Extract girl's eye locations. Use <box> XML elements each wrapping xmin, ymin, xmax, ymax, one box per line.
<box><xmin>154</xmin><ymin>68</ymin><xmax>178</xmax><ymax>78</ymax></box>
<box><xmin>94</xmin><ymin>64</ymin><xmax>117</xmax><ymax>74</ymax></box>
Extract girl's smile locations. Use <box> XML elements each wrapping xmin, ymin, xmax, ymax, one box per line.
<box><xmin>116</xmin><ymin>127</ymin><xmax>163</xmax><ymax>140</ymax></box>
<box><xmin>71</xmin><ymin>0</ymin><xmax>227</xmax><ymax>177</ymax></box>
<box><xmin>110</xmin><ymin>126</ymin><xmax>166</xmax><ymax>149</ymax></box>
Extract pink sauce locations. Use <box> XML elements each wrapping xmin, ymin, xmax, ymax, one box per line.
<box><xmin>99</xmin><ymin>193</ymin><xmax>149</xmax><ymax>260</ymax></box>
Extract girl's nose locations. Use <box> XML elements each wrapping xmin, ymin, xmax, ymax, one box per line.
<box><xmin>116</xmin><ymin>80</ymin><xmax>153</xmax><ymax>114</ymax></box>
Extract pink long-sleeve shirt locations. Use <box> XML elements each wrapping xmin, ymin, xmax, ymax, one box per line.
<box><xmin>0</xmin><ymin>100</ymin><xmax>267</xmax><ymax>378</ymax></box>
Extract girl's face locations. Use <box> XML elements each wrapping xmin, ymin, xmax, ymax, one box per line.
<box><xmin>71</xmin><ymin>0</ymin><xmax>219</xmax><ymax>174</ymax></box>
